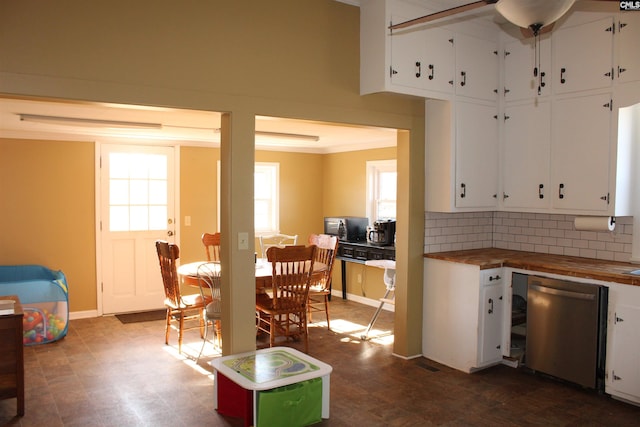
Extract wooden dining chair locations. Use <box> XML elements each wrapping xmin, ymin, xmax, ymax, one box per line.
<box><xmin>155</xmin><ymin>240</ymin><xmax>206</xmax><ymax>354</ymax></box>
<box><xmin>201</xmin><ymin>232</ymin><xmax>222</xmax><ymax>262</ymax></box>
<box><xmin>258</xmin><ymin>233</ymin><xmax>298</xmax><ymax>259</ymax></box>
<box><xmin>307</xmin><ymin>234</ymin><xmax>339</xmax><ymax>329</ymax></box>
<box><xmin>195</xmin><ymin>261</ymin><xmax>222</xmax><ymax>361</ymax></box>
<box><xmin>255</xmin><ymin>245</ymin><xmax>316</xmax><ymax>353</ymax></box>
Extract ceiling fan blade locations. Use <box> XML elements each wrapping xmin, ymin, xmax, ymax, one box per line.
<box><xmin>389</xmin><ymin>1</ymin><xmax>498</xmax><ymax>31</ymax></box>
<box><xmin>520</xmin><ymin>22</ymin><xmax>555</xmax><ymax>38</ymax></box>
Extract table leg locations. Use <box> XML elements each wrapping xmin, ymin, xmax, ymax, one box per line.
<box><xmin>341</xmin><ymin>260</ymin><xmax>347</xmax><ymax>300</ymax></box>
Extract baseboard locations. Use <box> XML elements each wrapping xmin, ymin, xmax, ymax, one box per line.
<box><xmin>330</xmin><ymin>290</ymin><xmax>395</xmax><ymax>312</ymax></box>
<box><xmin>70</xmin><ymin>310</ymin><xmax>98</xmax><ymax>320</ymax></box>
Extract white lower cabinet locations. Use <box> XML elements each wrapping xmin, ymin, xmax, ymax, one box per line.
<box><xmin>606</xmin><ymin>282</ymin><xmax>640</xmax><ymax>405</ymax></box>
<box><xmin>422</xmin><ymin>258</ymin><xmax>504</xmax><ymax>372</ymax></box>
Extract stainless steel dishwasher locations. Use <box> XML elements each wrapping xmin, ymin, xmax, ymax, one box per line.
<box><xmin>526</xmin><ymin>275</ymin><xmax>608</xmax><ymax>391</ymax></box>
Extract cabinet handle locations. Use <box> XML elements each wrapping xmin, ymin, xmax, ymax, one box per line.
<box><xmin>540</xmin><ymin>71</ymin><xmax>546</xmax><ymax>88</ymax></box>
<box><xmin>558</xmin><ymin>183</ymin><xmax>565</xmax><ymax>199</ymax></box>
<box><xmin>560</xmin><ymin>67</ymin><xmax>566</xmax><ymax>84</ymax></box>
<box><xmin>460</xmin><ymin>183</ymin><xmax>466</xmax><ymax>198</ymax></box>
<box><xmin>488</xmin><ymin>298</ymin><xmax>494</xmax><ymax>314</ymax></box>
<box><xmin>428</xmin><ymin>64</ymin><xmax>434</xmax><ymax>80</ymax></box>
<box><xmin>390</xmin><ymin>67</ymin><xmax>398</xmax><ymax>77</ymax></box>
<box><xmin>615</xmin><ymin>314</ymin><xmax>624</xmax><ymax>323</ymax></box>
<box><xmin>605</xmin><ymin>68</ymin><xmax>613</xmax><ymax>80</ymax></box>
<box><xmin>539</xmin><ymin>184</ymin><xmax>544</xmax><ymax>199</ymax></box>
<box><xmin>618</xmin><ymin>66</ymin><xmax>627</xmax><ymax>78</ymax></box>
<box><xmin>503</xmin><ymin>192</ymin><xmax>509</xmax><ymax>200</ymax></box>
<box><xmin>460</xmin><ymin>71</ymin><xmax>466</xmax><ymax>87</ymax></box>
<box><xmin>415</xmin><ymin>61</ymin><xmax>421</xmax><ymax>78</ymax></box>
<box><xmin>489</xmin><ymin>275</ymin><xmax>501</xmax><ymax>281</ymax></box>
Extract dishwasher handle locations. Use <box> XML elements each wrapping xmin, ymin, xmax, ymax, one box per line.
<box><xmin>529</xmin><ymin>282</ymin><xmax>596</xmax><ymax>301</ymax></box>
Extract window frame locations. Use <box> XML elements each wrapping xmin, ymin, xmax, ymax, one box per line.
<box><xmin>366</xmin><ymin>159</ymin><xmax>397</xmax><ymax>223</ymax></box>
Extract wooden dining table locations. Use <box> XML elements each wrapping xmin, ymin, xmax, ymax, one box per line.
<box><xmin>177</xmin><ymin>259</ymin><xmax>327</xmax><ymax>294</ymax></box>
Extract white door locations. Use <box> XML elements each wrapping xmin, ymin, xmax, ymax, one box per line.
<box><xmin>100</xmin><ymin>144</ymin><xmax>176</xmax><ymax>314</ymax></box>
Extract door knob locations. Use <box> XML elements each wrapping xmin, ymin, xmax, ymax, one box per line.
<box><xmin>167</xmin><ymin>230</ymin><xmax>174</xmax><ymax>236</ymax></box>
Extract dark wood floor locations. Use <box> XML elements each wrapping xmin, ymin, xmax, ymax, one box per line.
<box><xmin>2</xmin><ymin>298</ymin><xmax>639</xmax><ymax>426</ymax></box>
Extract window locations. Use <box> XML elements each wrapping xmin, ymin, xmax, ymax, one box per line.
<box><xmin>255</xmin><ymin>162</ymin><xmax>280</xmax><ymax>234</ymax></box>
<box><xmin>216</xmin><ymin>161</ymin><xmax>280</xmax><ymax>235</ymax></box>
<box><xmin>366</xmin><ymin>159</ymin><xmax>397</xmax><ymax>222</ymax></box>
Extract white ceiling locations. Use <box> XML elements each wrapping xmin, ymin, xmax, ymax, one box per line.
<box><xmin>0</xmin><ymin>97</ymin><xmax>398</xmax><ymax>154</ymax></box>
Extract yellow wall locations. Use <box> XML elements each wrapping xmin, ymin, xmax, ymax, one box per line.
<box><xmin>0</xmin><ymin>0</ymin><xmax>425</xmax><ymax>356</ymax></box>
<box><xmin>179</xmin><ymin>146</ymin><xmax>220</xmax><ymax>264</ymax></box>
<box><xmin>178</xmin><ymin>145</ymin><xmax>393</xmax><ymax>300</ymax></box>
<box><xmin>0</xmin><ymin>138</ymin><xmax>96</xmax><ymax>312</ymax></box>
<box><xmin>322</xmin><ymin>146</ymin><xmax>397</xmax><ymax>299</ymax></box>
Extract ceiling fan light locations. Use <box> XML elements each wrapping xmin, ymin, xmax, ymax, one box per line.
<box><xmin>496</xmin><ymin>0</ymin><xmax>576</xmax><ymax>30</ymax></box>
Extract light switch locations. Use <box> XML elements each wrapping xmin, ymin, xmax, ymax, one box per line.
<box><xmin>184</xmin><ymin>216</ymin><xmax>191</xmax><ymax>226</ymax></box>
<box><xmin>238</xmin><ymin>232</ymin><xmax>249</xmax><ymax>250</ymax></box>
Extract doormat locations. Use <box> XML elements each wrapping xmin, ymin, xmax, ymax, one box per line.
<box><xmin>115</xmin><ymin>309</ymin><xmax>166</xmax><ymax>324</ymax></box>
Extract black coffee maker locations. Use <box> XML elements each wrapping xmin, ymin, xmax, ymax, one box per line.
<box><xmin>367</xmin><ymin>219</ymin><xmax>396</xmax><ymax>246</ymax></box>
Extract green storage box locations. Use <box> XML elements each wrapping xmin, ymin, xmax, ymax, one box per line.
<box><xmin>257</xmin><ymin>377</ymin><xmax>322</xmax><ymax>427</ymax></box>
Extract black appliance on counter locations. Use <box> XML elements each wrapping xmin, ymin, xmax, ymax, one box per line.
<box><xmin>367</xmin><ymin>219</ymin><xmax>396</xmax><ymax>246</ymax></box>
<box><xmin>324</xmin><ymin>217</ymin><xmax>368</xmax><ymax>242</ymax></box>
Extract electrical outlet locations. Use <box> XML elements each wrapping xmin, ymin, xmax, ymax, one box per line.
<box><xmin>184</xmin><ymin>216</ymin><xmax>191</xmax><ymax>226</ymax></box>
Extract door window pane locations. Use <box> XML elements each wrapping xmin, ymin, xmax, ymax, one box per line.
<box><xmin>108</xmin><ymin>152</ymin><xmax>168</xmax><ymax>232</ymax></box>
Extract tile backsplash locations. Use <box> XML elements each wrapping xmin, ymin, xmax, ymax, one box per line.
<box><xmin>424</xmin><ymin>211</ymin><xmax>633</xmax><ymax>262</ymax></box>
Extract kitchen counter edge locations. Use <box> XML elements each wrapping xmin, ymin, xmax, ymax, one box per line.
<box><xmin>424</xmin><ymin>248</ymin><xmax>640</xmax><ymax>287</ymax></box>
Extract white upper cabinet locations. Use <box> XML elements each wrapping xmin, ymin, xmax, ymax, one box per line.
<box><xmin>553</xmin><ymin>17</ymin><xmax>615</xmax><ymax>94</ymax></box>
<box><xmin>504</xmin><ymin>36</ymin><xmax>552</xmax><ymax>101</ymax></box>
<box><xmin>360</xmin><ymin>0</ymin><xmax>498</xmax><ymax>100</ymax></box>
<box><xmin>551</xmin><ymin>93</ymin><xmax>612</xmax><ymax>212</ymax></box>
<box><xmin>455</xmin><ymin>34</ymin><xmax>499</xmax><ymax>101</ymax></box>
<box><xmin>423</xmin><ymin>27</ymin><xmax>456</xmax><ymax>94</ymax></box>
<box><xmin>425</xmin><ymin>99</ymin><xmax>499</xmax><ymax>212</ymax></box>
<box><xmin>390</xmin><ymin>21</ymin><xmax>455</xmax><ymax>94</ymax></box>
<box><xmin>455</xmin><ymin>101</ymin><xmax>499</xmax><ymax>209</ymax></box>
<box><xmin>502</xmin><ymin>100</ymin><xmax>551</xmax><ymax>210</ymax></box>
<box><xmin>616</xmin><ymin>13</ymin><xmax>640</xmax><ymax>84</ymax></box>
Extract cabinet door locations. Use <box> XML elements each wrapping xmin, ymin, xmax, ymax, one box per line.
<box><xmin>479</xmin><ymin>283</ymin><xmax>504</xmax><ymax>366</ymax></box>
<box><xmin>456</xmin><ymin>101</ymin><xmax>499</xmax><ymax>208</ymax></box>
<box><xmin>551</xmin><ymin>93</ymin><xmax>611</xmax><ymax>212</ymax></box>
<box><xmin>502</xmin><ymin>100</ymin><xmax>551</xmax><ymax>209</ymax></box>
<box><xmin>504</xmin><ymin>36</ymin><xmax>552</xmax><ymax>101</ymax></box>
<box><xmin>390</xmin><ymin>15</ymin><xmax>426</xmax><ymax>90</ymax></box>
<box><xmin>455</xmin><ymin>33</ymin><xmax>498</xmax><ymax>101</ymax></box>
<box><xmin>553</xmin><ymin>17</ymin><xmax>614</xmax><ymax>94</ymax></box>
<box><xmin>423</xmin><ymin>27</ymin><xmax>455</xmax><ymax>94</ymax></box>
<box><xmin>608</xmin><ymin>304</ymin><xmax>640</xmax><ymax>399</ymax></box>
<box><xmin>617</xmin><ymin>14</ymin><xmax>640</xmax><ymax>83</ymax></box>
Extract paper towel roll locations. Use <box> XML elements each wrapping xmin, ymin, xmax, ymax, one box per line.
<box><xmin>574</xmin><ymin>216</ymin><xmax>615</xmax><ymax>232</ymax></box>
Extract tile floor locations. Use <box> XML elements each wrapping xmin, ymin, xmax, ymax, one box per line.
<box><xmin>1</xmin><ymin>298</ymin><xmax>640</xmax><ymax>426</ymax></box>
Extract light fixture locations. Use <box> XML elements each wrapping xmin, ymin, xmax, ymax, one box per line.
<box><xmin>255</xmin><ymin>130</ymin><xmax>320</xmax><ymax>142</ymax></box>
<box><xmin>18</xmin><ymin>113</ymin><xmax>320</xmax><ymax>143</ymax></box>
<box><xmin>19</xmin><ymin>114</ymin><xmax>162</xmax><ymax>129</ymax></box>
<box><xmin>495</xmin><ymin>0</ymin><xmax>576</xmax><ymax>35</ymax></box>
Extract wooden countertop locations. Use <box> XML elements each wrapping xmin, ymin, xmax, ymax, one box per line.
<box><xmin>425</xmin><ymin>248</ymin><xmax>640</xmax><ymax>286</ymax></box>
